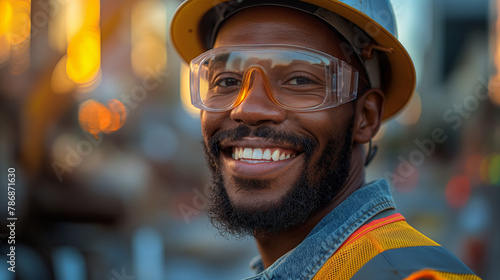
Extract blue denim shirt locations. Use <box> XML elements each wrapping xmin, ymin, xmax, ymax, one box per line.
<box><xmin>244</xmin><ymin>179</ymin><xmax>396</xmax><ymax>280</ymax></box>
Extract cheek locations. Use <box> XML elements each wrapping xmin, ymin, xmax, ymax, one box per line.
<box><xmin>294</xmin><ymin>111</ymin><xmax>342</xmax><ymax>143</ymax></box>
<box><xmin>295</xmin><ymin>106</ymin><xmax>353</xmax><ymax>158</ymax></box>
<box><xmin>200</xmin><ymin>111</ymin><xmax>227</xmax><ymax>140</ymax></box>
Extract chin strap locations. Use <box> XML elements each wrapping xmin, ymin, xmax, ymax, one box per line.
<box><xmin>364</xmin><ymin>139</ymin><xmax>378</xmax><ymax>166</ymax></box>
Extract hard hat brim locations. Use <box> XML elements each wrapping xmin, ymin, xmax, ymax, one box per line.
<box><xmin>170</xmin><ymin>0</ymin><xmax>416</xmax><ymax>120</ymax></box>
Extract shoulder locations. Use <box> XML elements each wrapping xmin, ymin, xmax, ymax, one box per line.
<box><xmin>313</xmin><ymin>214</ymin><xmax>481</xmax><ymax>280</ymax></box>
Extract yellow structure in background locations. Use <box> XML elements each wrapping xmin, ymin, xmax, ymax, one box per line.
<box><xmin>66</xmin><ymin>0</ymin><xmax>101</xmax><ymax>90</ymax></box>
<box><xmin>0</xmin><ymin>0</ymin><xmax>14</xmax><ymax>64</ymax></box>
<box><xmin>0</xmin><ymin>0</ymin><xmax>31</xmax><ymax>74</ymax></box>
<box><xmin>131</xmin><ymin>0</ymin><xmax>167</xmax><ymax>78</ymax></box>
<box><xmin>50</xmin><ymin>0</ymin><xmax>101</xmax><ymax>93</ymax></box>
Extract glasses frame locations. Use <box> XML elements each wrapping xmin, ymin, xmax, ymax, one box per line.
<box><xmin>189</xmin><ymin>44</ymin><xmax>360</xmax><ymax>112</ymax></box>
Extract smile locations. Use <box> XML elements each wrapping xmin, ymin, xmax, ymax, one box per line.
<box><xmin>232</xmin><ymin>147</ymin><xmax>297</xmax><ymax>163</ymax></box>
<box><xmin>219</xmin><ymin>137</ymin><xmax>304</xmax><ymax>177</ymax></box>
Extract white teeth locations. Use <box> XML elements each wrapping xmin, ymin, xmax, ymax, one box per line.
<box><xmin>233</xmin><ymin>147</ymin><xmax>296</xmax><ymax>162</ymax></box>
<box><xmin>272</xmin><ymin>150</ymin><xmax>280</xmax><ymax>161</ymax></box>
<box><xmin>263</xmin><ymin>149</ymin><xmax>272</xmax><ymax>160</ymax></box>
<box><xmin>243</xmin><ymin>148</ymin><xmax>252</xmax><ymax>158</ymax></box>
<box><xmin>252</xmin><ymin>148</ymin><xmax>263</xmax><ymax>160</ymax></box>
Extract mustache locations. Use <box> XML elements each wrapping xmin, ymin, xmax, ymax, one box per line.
<box><xmin>206</xmin><ymin>124</ymin><xmax>318</xmax><ymax>159</ymax></box>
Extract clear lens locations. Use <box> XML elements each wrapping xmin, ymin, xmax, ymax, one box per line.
<box><xmin>190</xmin><ymin>45</ymin><xmax>358</xmax><ymax>112</ymax></box>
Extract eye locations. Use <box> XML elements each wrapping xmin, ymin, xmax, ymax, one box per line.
<box><xmin>216</xmin><ymin>77</ymin><xmax>241</xmax><ymax>87</ymax></box>
<box><xmin>286</xmin><ymin>77</ymin><xmax>314</xmax><ymax>85</ymax></box>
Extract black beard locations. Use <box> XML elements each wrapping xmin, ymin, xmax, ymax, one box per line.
<box><xmin>204</xmin><ymin>120</ymin><xmax>353</xmax><ymax>238</ymax></box>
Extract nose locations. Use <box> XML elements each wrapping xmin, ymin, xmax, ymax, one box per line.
<box><xmin>230</xmin><ymin>67</ymin><xmax>286</xmax><ymax>126</ymax></box>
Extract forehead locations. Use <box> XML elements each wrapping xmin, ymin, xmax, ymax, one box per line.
<box><xmin>213</xmin><ymin>6</ymin><xmax>347</xmax><ymax>60</ymax></box>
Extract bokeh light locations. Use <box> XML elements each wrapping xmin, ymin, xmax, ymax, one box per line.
<box><xmin>0</xmin><ymin>1</ymin><xmax>498</xmax><ymax>279</ymax></box>
<box><xmin>0</xmin><ymin>0</ymin><xmax>31</xmax><ymax>73</ymax></box>
<box><xmin>445</xmin><ymin>175</ymin><xmax>471</xmax><ymax>209</ymax></box>
<box><xmin>0</xmin><ymin>0</ymin><xmax>13</xmax><ymax>64</ymax></box>
<box><xmin>131</xmin><ymin>0</ymin><xmax>167</xmax><ymax>78</ymax></box>
<box><xmin>67</xmin><ymin>0</ymin><xmax>99</xmax><ymax>41</ymax></box>
<box><xmin>488</xmin><ymin>154</ymin><xmax>500</xmax><ymax>185</ymax></box>
<box><xmin>79</xmin><ymin>99</ymin><xmax>127</xmax><ymax>139</ymax></box>
<box><xmin>10</xmin><ymin>0</ymin><xmax>31</xmax><ymax>45</ymax></box>
<box><xmin>66</xmin><ymin>28</ymin><xmax>101</xmax><ymax>86</ymax></box>
<box><xmin>105</xmin><ymin>99</ymin><xmax>127</xmax><ymax>133</ymax></box>
<box><xmin>64</xmin><ymin>0</ymin><xmax>101</xmax><ymax>90</ymax></box>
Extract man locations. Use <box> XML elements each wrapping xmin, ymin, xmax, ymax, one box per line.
<box><xmin>171</xmin><ymin>1</ymin><xmax>480</xmax><ymax>279</ymax></box>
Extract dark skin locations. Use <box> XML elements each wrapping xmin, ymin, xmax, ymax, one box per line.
<box><xmin>202</xmin><ymin>6</ymin><xmax>384</xmax><ymax>268</ymax></box>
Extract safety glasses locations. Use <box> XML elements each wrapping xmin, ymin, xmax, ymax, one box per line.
<box><xmin>190</xmin><ymin>44</ymin><xmax>360</xmax><ymax>112</ymax></box>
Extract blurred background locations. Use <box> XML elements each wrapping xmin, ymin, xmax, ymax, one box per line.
<box><xmin>0</xmin><ymin>0</ymin><xmax>498</xmax><ymax>279</ymax></box>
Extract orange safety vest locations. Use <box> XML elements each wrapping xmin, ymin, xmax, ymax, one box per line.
<box><xmin>312</xmin><ymin>214</ymin><xmax>481</xmax><ymax>280</ymax></box>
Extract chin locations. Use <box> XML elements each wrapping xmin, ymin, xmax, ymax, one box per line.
<box><xmin>222</xmin><ymin>173</ymin><xmax>297</xmax><ymax>210</ymax></box>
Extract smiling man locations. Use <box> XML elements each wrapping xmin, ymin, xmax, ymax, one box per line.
<box><xmin>171</xmin><ymin>1</ymin><xmax>480</xmax><ymax>279</ymax></box>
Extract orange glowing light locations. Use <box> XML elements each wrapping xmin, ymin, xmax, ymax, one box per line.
<box><xmin>82</xmin><ymin>0</ymin><xmax>100</xmax><ymax>27</ymax></box>
<box><xmin>64</xmin><ymin>0</ymin><xmax>101</xmax><ymax>89</ymax></box>
<box><xmin>67</xmin><ymin>0</ymin><xmax>99</xmax><ymax>42</ymax></box>
<box><xmin>445</xmin><ymin>175</ymin><xmax>471</xmax><ymax>209</ymax></box>
<box><xmin>79</xmin><ymin>99</ymin><xmax>127</xmax><ymax>139</ymax></box>
<box><xmin>104</xmin><ymin>99</ymin><xmax>127</xmax><ymax>133</ymax></box>
<box><xmin>0</xmin><ymin>0</ymin><xmax>13</xmax><ymax>64</ymax></box>
<box><xmin>0</xmin><ymin>0</ymin><xmax>31</xmax><ymax>73</ymax></box>
<box><xmin>10</xmin><ymin>0</ymin><xmax>31</xmax><ymax>45</ymax></box>
<box><xmin>0</xmin><ymin>0</ymin><xmax>13</xmax><ymax>34</ymax></box>
<box><xmin>66</xmin><ymin>28</ymin><xmax>101</xmax><ymax>84</ymax></box>
<box><xmin>0</xmin><ymin>0</ymin><xmax>12</xmax><ymax>31</ymax></box>
<box><xmin>79</xmin><ymin>100</ymin><xmax>109</xmax><ymax>139</ymax></box>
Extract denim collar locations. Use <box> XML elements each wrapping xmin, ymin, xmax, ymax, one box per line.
<box><xmin>244</xmin><ymin>179</ymin><xmax>396</xmax><ymax>280</ymax></box>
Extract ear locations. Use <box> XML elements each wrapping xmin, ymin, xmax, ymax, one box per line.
<box><xmin>352</xmin><ymin>89</ymin><xmax>385</xmax><ymax>143</ymax></box>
